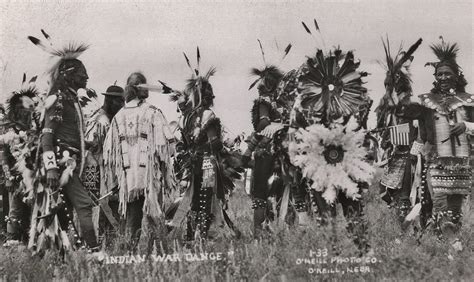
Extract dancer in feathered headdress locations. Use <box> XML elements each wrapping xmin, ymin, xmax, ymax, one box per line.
<box><xmin>394</xmin><ymin>37</ymin><xmax>473</xmax><ymax>240</ymax></box>
<box><xmin>26</xmin><ymin>30</ymin><xmax>101</xmax><ymax>253</ymax></box>
<box><xmin>0</xmin><ymin>74</ymin><xmax>39</xmax><ymax>246</ymax></box>
<box><xmin>276</xmin><ymin>19</ymin><xmax>374</xmax><ymax>255</ymax></box>
<box><xmin>167</xmin><ymin>48</ymin><xmax>243</xmax><ymax>241</ymax></box>
<box><xmin>242</xmin><ymin>40</ymin><xmax>299</xmax><ymax>237</ymax></box>
<box><xmin>374</xmin><ymin>37</ymin><xmax>423</xmax><ymax>225</ymax></box>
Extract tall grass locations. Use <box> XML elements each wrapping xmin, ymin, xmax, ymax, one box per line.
<box><xmin>1</xmin><ymin>174</ymin><xmax>473</xmax><ymax>281</ymax></box>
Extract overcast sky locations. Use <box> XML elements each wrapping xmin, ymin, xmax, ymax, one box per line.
<box><xmin>1</xmin><ymin>0</ymin><xmax>472</xmax><ymax>135</ymax></box>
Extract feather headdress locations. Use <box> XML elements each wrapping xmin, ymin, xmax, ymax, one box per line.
<box><xmin>183</xmin><ymin>47</ymin><xmax>216</xmax><ymax>109</ymax></box>
<box><xmin>248</xmin><ymin>39</ymin><xmax>291</xmax><ymax>93</ymax></box>
<box><xmin>375</xmin><ymin>37</ymin><xmax>422</xmax><ymax>128</ymax></box>
<box><xmin>28</xmin><ymin>29</ymin><xmax>89</xmax><ymax>85</ymax></box>
<box><xmin>425</xmin><ymin>36</ymin><xmax>460</xmax><ymax>74</ymax></box>
<box><xmin>379</xmin><ymin>37</ymin><xmax>422</xmax><ymax>94</ymax></box>
<box><xmin>249</xmin><ymin>65</ymin><xmax>284</xmax><ymax>92</ymax></box>
<box><xmin>5</xmin><ymin>74</ymin><xmax>39</xmax><ymax>128</ymax></box>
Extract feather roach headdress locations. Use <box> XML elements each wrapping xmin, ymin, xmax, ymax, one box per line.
<box><xmin>425</xmin><ymin>36</ymin><xmax>467</xmax><ymax>92</ymax></box>
<box><xmin>5</xmin><ymin>74</ymin><xmax>39</xmax><ymax>130</ymax></box>
<box><xmin>183</xmin><ymin>47</ymin><xmax>216</xmax><ymax>109</ymax></box>
<box><xmin>248</xmin><ymin>39</ymin><xmax>291</xmax><ymax>94</ymax></box>
<box><xmin>425</xmin><ymin>36</ymin><xmax>460</xmax><ymax>74</ymax></box>
<box><xmin>249</xmin><ymin>65</ymin><xmax>284</xmax><ymax>94</ymax></box>
<box><xmin>28</xmin><ymin>29</ymin><xmax>89</xmax><ymax>85</ymax></box>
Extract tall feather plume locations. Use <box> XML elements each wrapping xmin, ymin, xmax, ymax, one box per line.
<box><xmin>27</xmin><ymin>36</ymin><xmax>57</xmax><ymax>55</ymax></box>
<box><xmin>274</xmin><ymin>38</ymin><xmax>280</xmax><ymax>51</ymax></box>
<box><xmin>313</xmin><ymin>19</ymin><xmax>320</xmax><ymax>31</ymax></box>
<box><xmin>378</xmin><ymin>36</ymin><xmax>421</xmax><ymax>118</ymax></box>
<box><xmin>22</xmin><ymin>73</ymin><xmax>27</xmax><ymax>85</ymax></box>
<box><xmin>302</xmin><ymin>21</ymin><xmax>312</xmax><ymax>34</ymax></box>
<box><xmin>185</xmin><ymin>67</ymin><xmax>216</xmax><ymax>106</ymax></box>
<box><xmin>381</xmin><ymin>36</ymin><xmax>392</xmax><ymax>71</ymax></box>
<box><xmin>395</xmin><ymin>38</ymin><xmax>422</xmax><ymax>69</ymax></box>
<box><xmin>29</xmin><ymin>35</ymin><xmax>88</xmax><ymax>59</ymax></box>
<box><xmin>183</xmin><ymin>52</ymin><xmax>195</xmax><ymax>77</ymax></box>
<box><xmin>41</xmin><ymin>29</ymin><xmax>53</xmax><ymax>46</ymax></box>
<box><xmin>249</xmin><ymin>39</ymin><xmax>286</xmax><ymax>92</ymax></box>
<box><xmin>257</xmin><ymin>39</ymin><xmax>267</xmax><ymax>65</ymax></box>
<box><xmin>313</xmin><ymin>18</ymin><xmax>327</xmax><ymax>51</ymax></box>
<box><xmin>281</xmin><ymin>43</ymin><xmax>292</xmax><ymax>61</ymax></box>
<box><xmin>29</xmin><ymin>32</ymin><xmax>89</xmax><ymax>84</ymax></box>
<box><xmin>302</xmin><ymin>20</ymin><xmax>321</xmax><ymax>49</ymax></box>
<box><xmin>196</xmin><ymin>46</ymin><xmax>201</xmax><ymax>76</ymax></box>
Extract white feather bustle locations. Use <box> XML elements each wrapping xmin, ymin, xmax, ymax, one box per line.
<box><xmin>289</xmin><ymin>124</ymin><xmax>375</xmax><ymax>203</ymax></box>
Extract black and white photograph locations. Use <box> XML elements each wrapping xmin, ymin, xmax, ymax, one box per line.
<box><xmin>0</xmin><ymin>0</ymin><xmax>472</xmax><ymax>280</ymax></box>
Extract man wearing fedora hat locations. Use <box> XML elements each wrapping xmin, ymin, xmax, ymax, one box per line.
<box><xmin>83</xmin><ymin>83</ymin><xmax>125</xmax><ymax>238</ymax></box>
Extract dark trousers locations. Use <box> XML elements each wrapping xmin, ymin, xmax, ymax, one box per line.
<box><xmin>251</xmin><ymin>154</ymin><xmax>274</xmax><ymax>200</ymax></box>
<box><xmin>58</xmin><ymin>173</ymin><xmax>98</xmax><ymax>248</ymax></box>
<box><xmin>312</xmin><ymin>190</ymin><xmax>364</xmax><ymax>219</ymax></box>
<box><xmin>7</xmin><ymin>192</ymin><xmax>30</xmax><ymax>241</ymax></box>
<box><xmin>126</xmin><ymin>197</ymin><xmax>145</xmax><ymax>246</ymax></box>
<box><xmin>99</xmin><ymin>200</ymin><xmax>123</xmax><ymax>238</ymax></box>
<box><xmin>125</xmin><ymin>196</ymin><xmax>163</xmax><ymax>252</ymax></box>
<box><xmin>432</xmin><ymin>193</ymin><xmax>464</xmax><ymax>214</ymax></box>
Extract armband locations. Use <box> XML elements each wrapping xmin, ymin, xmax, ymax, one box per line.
<box><xmin>43</xmin><ymin>151</ymin><xmax>58</xmax><ymax>170</ymax></box>
<box><xmin>42</xmin><ymin>128</ymin><xmax>53</xmax><ymax>134</ymax></box>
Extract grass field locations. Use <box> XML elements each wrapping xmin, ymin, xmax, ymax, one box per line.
<box><xmin>0</xmin><ymin>172</ymin><xmax>473</xmax><ymax>281</ymax></box>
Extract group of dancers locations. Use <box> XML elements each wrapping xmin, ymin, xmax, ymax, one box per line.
<box><xmin>0</xmin><ymin>22</ymin><xmax>472</xmax><ymax>258</ymax></box>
